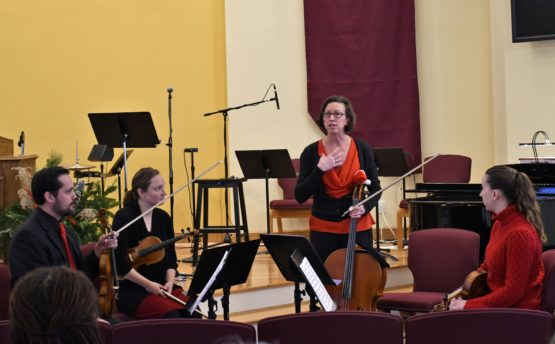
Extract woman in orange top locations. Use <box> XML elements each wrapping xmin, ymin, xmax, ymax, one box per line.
<box><xmin>295</xmin><ymin>95</ymin><xmax>384</xmax><ymax>264</ymax></box>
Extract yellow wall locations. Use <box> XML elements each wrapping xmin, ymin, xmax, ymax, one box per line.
<box><xmin>0</xmin><ymin>0</ymin><xmax>228</xmax><ymax>231</ymax></box>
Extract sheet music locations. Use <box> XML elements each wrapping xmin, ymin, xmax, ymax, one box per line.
<box><xmin>299</xmin><ymin>257</ymin><xmax>336</xmax><ymax>312</ymax></box>
<box><xmin>187</xmin><ymin>249</ymin><xmax>230</xmax><ymax>314</ymax></box>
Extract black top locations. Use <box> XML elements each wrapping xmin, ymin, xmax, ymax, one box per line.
<box><xmin>112</xmin><ymin>202</ymin><xmax>178</xmax><ymax>315</ymax></box>
<box><xmin>295</xmin><ymin>137</ymin><xmax>382</xmax><ymax>222</ymax></box>
<box><xmin>8</xmin><ymin>207</ymin><xmax>99</xmax><ymax>285</ymax></box>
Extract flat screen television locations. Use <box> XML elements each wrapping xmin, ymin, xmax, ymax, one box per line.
<box><xmin>511</xmin><ymin>0</ymin><xmax>555</xmax><ymax>43</ymax></box>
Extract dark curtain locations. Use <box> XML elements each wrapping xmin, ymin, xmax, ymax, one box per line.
<box><xmin>304</xmin><ymin>0</ymin><xmax>421</xmax><ymax>167</ymax></box>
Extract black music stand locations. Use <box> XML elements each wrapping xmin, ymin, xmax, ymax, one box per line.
<box><xmin>187</xmin><ymin>239</ymin><xmax>260</xmax><ymax>320</ymax></box>
<box><xmin>373</xmin><ymin>148</ymin><xmax>410</xmax><ymax>249</ymax></box>
<box><xmin>88</xmin><ymin>112</ymin><xmax>160</xmax><ymax>193</ymax></box>
<box><xmin>104</xmin><ymin>150</ymin><xmax>134</xmax><ymax>208</ymax></box>
<box><xmin>235</xmin><ymin>149</ymin><xmax>296</xmax><ymax>233</ymax></box>
<box><xmin>261</xmin><ymin>234</ymin><xmax>335</xmax><ymax>313</ymax></box>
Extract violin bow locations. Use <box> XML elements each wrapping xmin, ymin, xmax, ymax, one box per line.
<box><xmin>114</xmin><ymin>160</ymin><xmax>222</xmax><ymax>235</ymax></box>
<box><xmin>161</xmin><ymin>290</ymin><xmax>208</xmax><ymax>318</ymax></box>
<box><xmin>341</xmin><ymin>154</ymin><xmax>442</xmax><ymax>217</ymax></box>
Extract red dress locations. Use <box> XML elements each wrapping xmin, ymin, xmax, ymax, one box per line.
<box><xmin>465</xmin><ymin>205</ymin><xmax>544</xmax><ymax>309</ymax></box>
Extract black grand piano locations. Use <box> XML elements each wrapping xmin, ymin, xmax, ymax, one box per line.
<box><xmin>408</xmin><ymin>163</ymin><xmax>555</xmax><ymax>258</ymax></box>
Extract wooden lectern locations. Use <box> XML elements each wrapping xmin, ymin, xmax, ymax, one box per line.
<box><xmin>0</xmin><ymin>136</ymin><xmax>37</xmax><ymax>209</ymax></box>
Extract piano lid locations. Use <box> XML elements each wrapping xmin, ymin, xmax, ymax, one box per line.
<box><xmin>506</xmin><ymin>163</ymin><xmax>555</xmax><ymax>185</ymax></box>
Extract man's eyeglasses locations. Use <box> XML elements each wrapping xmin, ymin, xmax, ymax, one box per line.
<box><xmin>323</xmin><ymin>111</ymin><xmax>345</xmax><ymax>119</ymax></box>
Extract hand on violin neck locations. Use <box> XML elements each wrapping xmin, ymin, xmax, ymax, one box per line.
<box><xmin>448</xmin><ymin>297</ymin><xmax>466</xmax><ymax>311</ymax></box>
<box><xmin>94</xmin><ymin>232</ymin><xmax>119</xmax><ymax>257</ymax></box>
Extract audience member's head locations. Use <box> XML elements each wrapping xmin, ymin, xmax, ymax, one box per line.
<box><xmin>9</xmin><ymin>266</ymin><xmax>101</xmax><ymax>344</ymax></box>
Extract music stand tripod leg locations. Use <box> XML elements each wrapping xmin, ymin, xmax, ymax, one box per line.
<box><xmin>207</xmin><ymin>292</ymin><xmax>218</xmax><ymax>320</ymax></box>
<box><xmin>222</xmin><ymin>284</ymin><xmax>231</xmax><ymax>321</ymax></box>
<box><xmin>294</xmin><ymin>281</ymin><xmax>304</xmax><ymax>313</ymax></box>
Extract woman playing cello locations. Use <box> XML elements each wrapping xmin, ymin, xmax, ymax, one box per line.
<box><xmin>113</xmin><ymin>167</ymin><xmax>192</xmax><ymax>319</ymax></box>
<box><xmin>294</xmin><ymin>95</ymin><xmax>387</xmax><ymax>266</ymax></box>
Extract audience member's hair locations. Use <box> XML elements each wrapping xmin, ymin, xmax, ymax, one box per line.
<box><xmin>31</xmin><ymin>167</ymin><xmax>70</xmax><ymax>205</ymax></box>
<box><xmin>9</xmin><ymin>266</ymin><xmax>101</xmax><ymax>344</ymax></box>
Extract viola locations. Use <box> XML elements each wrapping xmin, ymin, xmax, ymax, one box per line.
<box><xmin>324</xmin><ymin>170</ymin><xmax>387</xmax><ymax>311</ymax></box>
<box><xmin>128</xmin><ymin>230</ymin><xmax>191</xmax><ymax>269</ymax></box>
<box><xmin>433</xmin><ymin>270</ymin><xmax>489</xmax><ymax>311</ymax></box>
<box><xmin>97</xmin><ymin>209</ymin><xmax>119</xmax><ymax>318</ymax></box>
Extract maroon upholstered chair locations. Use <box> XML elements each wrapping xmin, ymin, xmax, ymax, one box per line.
<box><xmin>377</xmin><ymin>228</ymin><xmax>480</xmax><ymax>314</ymax></box>
<box><xmin>0</xmin><ymin>264</ymin><xmax>11</xmax><ymax>320</ymax></box>
<box><xmin>269</xmin><ymin>158</ymin><xmax>313</xmax><ymax>233</ymax></box>
<box><xmin>540</xmin><ymin>249</ymin><xmax>555</xmax><ymax>314</ymax></box>
<box><xmin>396</xmin><ymin>154</ymin><xmax>472</xmax><ymax>249</ymax></box>
<box><xmin>405</xmin><ymin>309</ymin><xmax>553</xmax><ymax>344</ymax></box>
<box><xmin>422</xmin><ymin>154</ymin><xmax>472</xmax><ymax>183</ymax></box>
<box><xmin>111</xmin><ymin>318</ymin><xmax>256</xmax><ymax>344</ymax></box>
<box><xmin>96</xmin><ymin>319</ymin><xmax>112</xmax><ymax>344</ymax></box>
<box><xmin>258</xmin><ymin>311</ymin><xmax>403</xmax><ymax>344</ymax></box>
<box><xmin>0</xmin><ymin>320</ymin><xmax>9</xmax><ymax>344</ymax></box>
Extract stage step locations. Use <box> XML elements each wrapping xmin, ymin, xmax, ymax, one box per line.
<box><xmin>197</xmin><ymin>265</ymin><xmax>413</xmax><ymax>322</ymax></box>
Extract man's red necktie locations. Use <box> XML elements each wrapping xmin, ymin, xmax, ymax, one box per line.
<box><xmin>59</xmin><ymin>222</ymin><xmax>77</xmax><ymax>270</ymax></box>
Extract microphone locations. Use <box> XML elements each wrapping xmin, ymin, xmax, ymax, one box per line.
<box><xmin>167</xmin><ymin>86</ymin><xmax>173</xmax><ymax>94</ymax></box>
<box><xmin>272</xmin><ymin>84</ymin><xmax>280</xmax><ymax>110</ymax></box>
<box><xmin>18</xmin><ymin>131</ymin><xmax>25</xmax><ymax>156</ymax></box>
<box><xmin>353</xmin><ymin>170</ymin><xmax>371</xmax><ymax>186</ymax></box>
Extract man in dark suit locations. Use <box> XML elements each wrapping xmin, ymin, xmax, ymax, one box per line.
<box><xmin>8</xmin><ymin>166</ymin><xmax>118</xmax><ymax>285</ymax></box>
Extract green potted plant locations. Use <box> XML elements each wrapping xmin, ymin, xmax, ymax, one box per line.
<box><xmin>0</xmin><ymin>152</ymin><xmax>118</xmax><ymax>261</ymax></box>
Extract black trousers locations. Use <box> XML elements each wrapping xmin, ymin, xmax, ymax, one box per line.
<box><xmin>310</xmin><ymin>229</ymin><xmax>373</xmax><ymax>262</ymax></box>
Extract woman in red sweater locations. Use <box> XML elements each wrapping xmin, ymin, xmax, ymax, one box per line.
<box><xmin>450</xmin><ymin>165</ymin><xmax>546</xmax><ymax>310</ymax></box>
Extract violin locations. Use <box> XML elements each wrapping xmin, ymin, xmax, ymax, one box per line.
<box><xmin>97</xmin><ymin>209</ymin><xmax>119</xmax><ymax>318</ymax></box>
<box><xmin>433</xmin><ymin>270</ymin><xmax>489</xmax><ymax>311</ymax></box>
<box><xmin>324</xmin><ymin>170</ymin><xmax>387</xmax><ymax>311</ymax></box>
<box><xmin>128</xmin><ymin>230</ymin><xmax>191</xmax><ymax>269</ymax></box>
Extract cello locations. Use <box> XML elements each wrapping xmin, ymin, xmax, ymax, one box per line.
<box><xmin>97</xmin><ymin>208</ymin><xmax>119</xmax><ymax>318</ymax></box>
<box><xmin>324</xmin><ymin>170</ymin><xmax>387</xmax><ymax>311</ymax></box>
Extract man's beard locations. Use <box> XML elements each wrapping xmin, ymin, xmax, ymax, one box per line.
<box><xmin>52</xmin><ymin>202</ymin><xmax>76</xmax><ymax>218</ymax></box>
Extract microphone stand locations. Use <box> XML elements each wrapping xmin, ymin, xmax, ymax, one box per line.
<box><xmin>204</xmin><ymin>94</ymin><xmax>277</xmax><ymax>228</ymax></box>
<box><xmin>166</xmin><ymin>87</ymin><xmax>175</xmax><ymax>225</ymax></box>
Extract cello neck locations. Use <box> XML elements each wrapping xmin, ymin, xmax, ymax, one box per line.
<box><xmin>340</xmin><ymin>184</ymin><xmax>363</xmax><ymax>308</ymax></box>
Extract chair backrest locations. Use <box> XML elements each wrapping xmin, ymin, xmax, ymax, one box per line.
<box><xmin>277</xmin><ymin>158</ymin><xmax>300</xmax><ymax>200</ymax></box>
<box><xmin>111</xmin><ymin>318</ymin><xmax>256</xmax><ymax>344</ymax></box>
<box><xmin>0</xmin><ymin>264</ymin><xmax>11</xmax><ymax>320</ymax></box>
<box><xmin>0</xmin><ymin>320</ymin><xmax>9</xmax><ymax>344</ymax></box>
<box><xmin>258</xmin><ymin>311</ymin><xmax>403</xmax><ymax>344</ymax></box>
<box><xmin>541</xmin><ymin>249</ymin><xmax>555</xmax><ymax>314</ymax></box>
<box><xmin>97</xmin><ymin>319</ymin><xmax>112</xmax><ymax>344</ymax></box>
<box><xmin>423</xmin><ymin>154</ymin><xmax>471</xmax><ymax>183</ymax></box>
<box><xmin>405</xmin><ymin>308</ymin><xmax>553</xmax><ymax>344</ymax></box>
<box><xmin>409</xmin><ymin>228</ymin><xmax>480</xmax><ymax>292</ymax></box>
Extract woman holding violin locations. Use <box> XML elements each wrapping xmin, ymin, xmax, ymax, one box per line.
<box><xmin>450</xmin><ymin>165</ymin><xmax>546</xmax><ymax>310</ymax></box>
<box><xmin>113</xmin><ymin>167</ymin><xmax>189</xmax><ymax>319</ymax></box>
<box><xmin>295</xmin><ymin>95</ymin><xmax>385</xmax><ymax>265</ymax></box>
